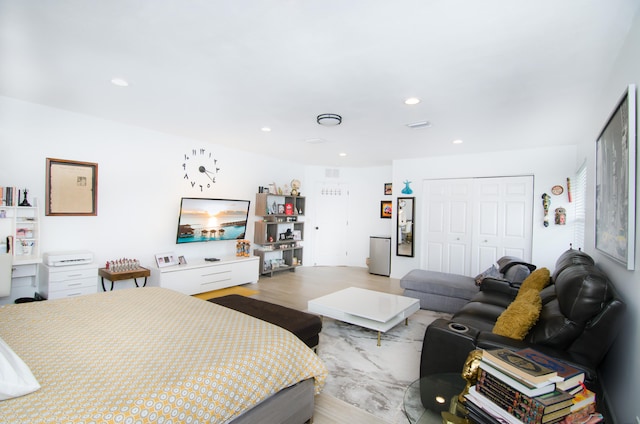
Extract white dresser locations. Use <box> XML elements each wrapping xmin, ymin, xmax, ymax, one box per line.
<box><xmin>39</xmin><ymin>263</ymin><xmax>98</xmax><ymax>299</ymax></box>
<box><xmin>157</xmin><ymin>256</ymin><xmax>259</xmax><ymax>295</ymax></box>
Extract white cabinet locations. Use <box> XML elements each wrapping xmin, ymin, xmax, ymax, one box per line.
<box><xmin>156</xmin><ymin>256</ymin><xmax>259</xmax><ymax>295</ymax></box>
<box><xmin>39</xmin><ymin>263</ymin><xmax>98</xmax><ymax>299</ymax></box>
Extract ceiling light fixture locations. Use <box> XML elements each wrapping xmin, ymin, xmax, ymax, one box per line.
<box><xmin>317</xmin><ymin>114</ymin><xmax>342</xmax><ymax>126</ymax></box>
<box><xmin>404</xmin><ymin>97</ymin><xmax>420</xmax><ymax>105</ymax></box>
<box><xmin>452</xmin><ymin>139</ymin><xmax>463</xmax><ymax>144</ymax></box>
<box><xmin>406</xmin><ymin>121</ymin><xmax>432</xmax><ymax>129</ymax></box>
<box><xmin>110</xmin><ymin>78</ymin><xmax>129</xmax><ymax>87</ymax></box>
<box><xmin>261</xmin><ymin>127</ymin><xmax>271</xmax><ymax>132</ymax></box>
<box><xmin>339</xmin><ymin>152</ymin><xmax>347</xmax><ymax>157</ymax></box>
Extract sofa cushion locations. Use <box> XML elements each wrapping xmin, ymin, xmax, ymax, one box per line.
<box><xmin>555</xmin><ymin>265</ymin><xmax>612</xmax><ymax>324</ymax></box>
<box><xmin>516</xmin><ymin>267</ymin><xmax>551</xmax><ymax>296</ymax></box>
<box><xmin>400</xmin><ymin>269</ymin><xmax>478</xmax><ymax>300</ymax></box>
<box><xmin>551</xmin><ymin>249</ymin><xmax>594</xmax><ymax>282</ymax></box>
<box><xmin>492</xmin><ymin>289</ymin><xmax>542</xmax><ymax>340</ymax></box>
<box><xmin>527</xmin><ymin>298</ymin><xmax>581</xmax><ymax>349</ymax></box>
<box><xmin>496</xmin><ymin>256</ymin><xmax>536</xmax><ymax>273</ymax></box>
<box><xmin>474</xmin><ymin>265</ymin><xmax>503</xmax><ymax>286</ymax></box>
<box><xmin>502</xmin><ymin>264</ymin><xmax>532</xmax><ymax>284</ymax></box>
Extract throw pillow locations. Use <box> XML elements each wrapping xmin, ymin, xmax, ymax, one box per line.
<box><xmin>474</xmin><ymin>264</ymin><xmax>503</xmax><ymax>286</ymax></box>
<box><xmin>0</xmin><ymin>336</ymin><xmax>40</xmax><ymax>400</ymax></box>
<box><xmin>492</xmin><ymin>290</ymin><xmax>542</xmax><ymax>340</ymax></box>
<box><xmin>517</xmin><ymin>267</ymin><xmax>551</xmax><ymax>297</ymax></box>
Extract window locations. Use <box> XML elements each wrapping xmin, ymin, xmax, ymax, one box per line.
<box><xmin>573</xmin><ymin>161</ymin><xmax>587</xmax><ymax>250</ymax></box>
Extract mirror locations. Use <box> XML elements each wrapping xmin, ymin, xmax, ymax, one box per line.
<box><xmin>397</xmin><ymin>197</ymin><xmax>415</xmax><ymax>257</ymax></box>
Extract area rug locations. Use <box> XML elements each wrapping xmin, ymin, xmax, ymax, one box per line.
<box><xmin>317</xmin><ymin>309</ymin><xmax>451</xmax><ymax>423</ymax></box>
<box><xmin>194</xmin><ymin>285</ymin><xmax>258</xmax><ymax>300</ymax></box>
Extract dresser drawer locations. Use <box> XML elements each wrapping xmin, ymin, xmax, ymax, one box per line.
<box><xmin>48</xmin><ymin>285</ymin><xmax>97</xmax><ymax>299</ymax></box>
<box><xmin>48</xmin><ymin>276</ymin><xmax>97</xmax><ymax>292</ymax></box>
<box><xmin>48</xmin><ymin>267</ymin><xmax>97</xmax><ymax>282</ymax></box>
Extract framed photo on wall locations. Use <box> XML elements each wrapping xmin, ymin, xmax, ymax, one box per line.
<box><xmin>46</xmin><ymin>158</ymin><xmax>98</xmax><ymax>216</ymax></box>
<box><xmin>384</xmin><ymin>183</ymin><xmax>392</xmax><ymax>195</ymax></box>
<box><xmin>380</xmin><ymin>201</ymin><xmax>392</xmax><ymax>219</ymax></box>
<box><xmin>595</xmin><ymin>84</ymin><xmax>636</xmax><ymax>270</ymax></box>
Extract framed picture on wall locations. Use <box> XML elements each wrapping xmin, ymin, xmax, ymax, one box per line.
<box><xmin>380</xmin><ymin>201</ymin><xmax>392</xmax><ymax>219</ymax></box>
<box><xmin>384</xmin><ymin>183</ymin><xmax>392</xmax><ymax>195</ymax></box>
<box><xmin>595</xmin><ymin>84</ymin><xmax>636</xmax><ymax>270</ymax></box>
<box><xmin>46</xmin><ymin>158</ymin><xmax>98</xmax><ymax>216</ymax></box>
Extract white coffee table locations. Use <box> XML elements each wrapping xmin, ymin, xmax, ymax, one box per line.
<box><xmin>308</xmin><ymin>287</ymin><xmax>420</xmax><ymax>346</ymax></box>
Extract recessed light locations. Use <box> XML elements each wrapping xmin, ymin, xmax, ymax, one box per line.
<box><xmin>406</xmin><ymin>121</ymin><xmax>432</xmax><ymax>129</ymax></box>
<box><xmin>452</xmin><ymin>139</ymin><xmax>463</xmax><ymax>144</ymax></box>
<box><xmin>261</xmin><ymin>127</ymin><xmax>271</xmax><ymax>132</ymax></box>
<box><xmin>110</xmin><ymin>78</ymin><xmax>129</xmax><ymax>87</ymax></box>
<box><xmin>404</xmin><ymin>97</ymin><xmax>420</xmax><ymax>105</ymax></box>
<box><xmin>339</xmin><ymin>152</ymin><xmax>347</xmax><ymax>157</ymax></box>
<box><xmin>305</xmin><ymin>138</ymin><xmax>326</xmax><ymax>144</ymax></box>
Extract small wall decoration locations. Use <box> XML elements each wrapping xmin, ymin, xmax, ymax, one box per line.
<box><xmin>384</xmin><ymin>183</ymin><xmax>392</xmax><ymax>195</ymax></box>
<box><xmin>555</xmin><ymin>207</ymin><xmax>566</xmax><ymax>225</ymax></box>
<box><xmin>46</xmin><ymin>158</ymin><xmax>98</xmax><ymax>216</ymax></box>
<box><xmin>401</xmin><ymin>180</ymin><xmax>413</xmax><ymax>194</ymax></box>
<box><xmin>541</xmin><ymin>193</ymin><xmax>551</xmax><ymax>227</ymax></box>
<box><xmin>181</xmin><ymin>147</ymin><xmax>220</xmax><ymax>191</ymax></box>
<box><xmin>595</xmin><ymin>84</ymin><xmax>636</xmax><ymax>270</ymax></box>
<box><xmin>380</xmin><ymin>201</ymin><xmax>392</xmax><ymax>219</ymax></box>
<box><xmin>155</xmin><ymin>252</ymin><xmax>179</xmax><ymax>268</ymax></box>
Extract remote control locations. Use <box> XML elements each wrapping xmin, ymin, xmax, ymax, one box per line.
<box><xmin>204</xmin><ymin>257</ymin><xmax>220</xmax><ymax>262</ymax></box>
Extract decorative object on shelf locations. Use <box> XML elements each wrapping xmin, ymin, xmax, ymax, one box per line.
<box><xmin>555</xmin><ymin>207</ymin><xmax>567</xmax><ymax>225</ymax></box>
<box><xmin>277</xmin><ymin>204</ymin><xmax>285</xmax><ymax>214</ymax></box>
<box><xmin>178</xmin><ymin>256</ymin><xmax>187</xmax><ymax>265</ymax></box>
<box><xmin>291</xmin><ymin>179</ymin><xmax>301</xmax><ymax>196</ymax></box>
<box><xmin>401</xmin><ymin>180</ymin><xmax>413</xmax><ymax>194</ymax></box>
<box><xmin>236</xmin><ymin>239</ymin><xmax>251</xmax><ymax>257</ymax></box>
<box><xmin>20</xmin><ymin>240</ymin><xmax>34</xmax><ymax>255</ymax></box>
<box><xmin>380</xmin><ymin>200</ymin><xmax>392</xmax><ymax>219</ymax></box>
<box><xmin>154</xmin><ymin>252</ymin><xmax>179</xmax><ymax>268</ymax></box>
<box><xmin>551</xmin><ymin>185</ymin><xmax>564</xmax><ymax>195</ymax></box>
<box><xmin>384</xmin><ymin>183</ymin><xmax>392</xmax><ymax>195</ymax></box>
<box><xmin>316</xmin><ymin>113</ymin><xmax>342</xmax><ymax>126</ymax></box>
<box><xmin>268</xmin><ymin>182</ymin><xmax>277</xmax><ymax>194</ymax></box>
<box><xmin>105</xmin><ymin>258</ymin><xmax>142</xmax><ymax>272</ymax></box>
<box><xmin>19</xmin><ymin>188</ymin><xmax>31</xmax><ymax>207</ymax></box>
<box><xmin>181</xmin><ymin>147</ymin><xmax>220</xmax><ymax>191</ymax></box>
<box><xmin>46</xmin><ymin>158</ymin><xmax>98</xmax><ymax>216</ymax></box>
<box><xmin>595</xmin><ymin>84</ymin><xmax>636</xmax><ymax>270</ymax></box>
<box><xmin>542</xmin><ymin>193</ymin><xmax>551</xmax><ymax>227</ymax></box>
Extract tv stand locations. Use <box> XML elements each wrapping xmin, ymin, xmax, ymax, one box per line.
<box><xmin>156</xmin><ymin>256</ymin><xmax>258</xmax><ymax>295</ymax></box>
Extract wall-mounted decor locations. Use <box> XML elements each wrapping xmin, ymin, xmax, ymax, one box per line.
<box><xmin>46</xmin><ymin>158</ymin><xmax>98</xmax><ymax>216</ymax></box>
<box><xmin>181</xmin><ymin>147</ymin><xmax>220</xmax><ymax>191</ymax></box>
<box><xmin>401</xmin><ymin>180</ymin><xmax>413</xmax><ymax>194</ymax></box>
<box><xmin>595</xmin><ymin>84</ymin><xmax>636</xmax><ymax>270</ymax></box>
<box><xmin>397</xmin><ymin>197</ymin><xmax>415</xmax><ymax>257</ymax></box>
<box><xmin>384</xmin><ymin>183</ymin><xmax>392</xmax><ymax>195</ymax></box>
<box><xmin>380</xmin><ymin>201</ymin><xmax>392</xmax><ymax>219</ymax></box>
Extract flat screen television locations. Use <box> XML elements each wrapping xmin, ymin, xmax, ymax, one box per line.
<box><xmin>176</xmin><ymin>197</ymin><xmax>251</xmax><ymax>244</ymax></box>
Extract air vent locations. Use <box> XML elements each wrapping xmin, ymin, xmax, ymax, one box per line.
<box><xmin>406</xmin><ymin>121</ymin><xmax>432</xmax><ymax>129</ymax></box>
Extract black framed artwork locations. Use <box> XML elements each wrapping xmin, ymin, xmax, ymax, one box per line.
<box><xmin>46</xmin><ymin>158</ymin><xmax>98</xmax><ymax>216</ymax></box>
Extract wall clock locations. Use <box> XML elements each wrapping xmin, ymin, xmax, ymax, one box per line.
<box><xmin>182</xmin><ymin>148</ymin><xmax>220</xmax><ymax>191</ymax></box>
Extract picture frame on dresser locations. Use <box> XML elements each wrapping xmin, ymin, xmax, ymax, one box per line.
<box><xmin>595</xmin><ymin>84</ymin><xmax>636</xmax><ymax>270</ymax></box>
<box><xmin>46</xmin><ymin>158</ymin><xmax>98</xmax><ymax>216</ymax></box>
<box><xmin>155</xmin><ymin>252</ymin><xmax>179</xmax><ymax>268</ymax></box>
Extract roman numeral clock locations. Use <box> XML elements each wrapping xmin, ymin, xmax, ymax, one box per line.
<box><xmin>182</xmin><ymin>148</ymin><xmax>221</xmax><ymax>191</ymax></box>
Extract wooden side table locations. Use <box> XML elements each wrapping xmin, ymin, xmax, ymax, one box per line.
<box><xmin>98</xmin><ymin>267</ymin><xmax>150</xmax><ymax>291</ymax></box>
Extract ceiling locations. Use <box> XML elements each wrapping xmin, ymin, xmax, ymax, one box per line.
<box><xmin>1</xmin><ymin>1</ymin><xmax>638</xmax><ymax>167</ymax></box>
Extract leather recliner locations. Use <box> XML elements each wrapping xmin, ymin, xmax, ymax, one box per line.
<box><xmin>420</xmin><ymin>248</ymin><xmax>625</xmax><ymax>398</ymax></box>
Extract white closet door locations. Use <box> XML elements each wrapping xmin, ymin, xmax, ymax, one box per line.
<box><xmin>422</xmin><ymin>176</ymin><xmax>533</xmax><ymax>276</ymax></box>
<box><xmin>471</xmin><ymin>176</ymin><xmax>533</xmax><ymax>275</ymax></box>
<box><xmin>422</xmin><ymin>179</ymin><xmax>473</xmax><ymax>274</ymax></box>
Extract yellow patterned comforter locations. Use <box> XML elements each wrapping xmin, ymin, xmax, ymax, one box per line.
<box><xmin>0</xmin><ymin>287</ymin><xmax>327</xmax><ymax>423</ymax></box>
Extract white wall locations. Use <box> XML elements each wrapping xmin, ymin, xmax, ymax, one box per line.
<box><xmin>574</xmin><ymin>7</ymin><xmax>640</xmax><ymax>423</ymax></box>
<box><xmin>0</xmin><ymin>96</ymin><xmax>305</xmax><ymax>294</ymax></box>
<box><xmin>390</xmin><ymin>145</ymin><xmax>578</xmax><ymax>278</ymax></box>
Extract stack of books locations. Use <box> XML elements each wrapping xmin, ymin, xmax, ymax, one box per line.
<box><xmin>464</xmin><ymin>348</ymin><xmax>594</xmax><ymax>424</ymax></box>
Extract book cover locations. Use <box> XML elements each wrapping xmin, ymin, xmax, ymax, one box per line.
<box><xmin>483</xmin><ymin>348</ymin><xmax>558</xmax><ymax>385</ymax></box>
<box><xmin>516</xmin><ymin>348</ymin><xmax>585</xmax><ymax>390</ymax></box>
<box><xmin>570</xmin><ymin>388</ymin><xmax>596</xmax><ymax>412</ymax></box>
<box><xmin>479</xmin><ymin>361</ymin><xmax>556</xmax><ymax>397</ymax></box>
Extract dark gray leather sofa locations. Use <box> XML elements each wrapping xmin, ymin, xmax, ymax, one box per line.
<box><xmin>420</xmin><ymin>248</ymin><xmax>625</xmax><ymax>398</ymax></box>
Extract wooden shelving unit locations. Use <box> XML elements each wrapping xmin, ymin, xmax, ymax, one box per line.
<box><xmin>253</xmin><ymin>193</ymin><xmax>305</xmax><ymax>276</ymax></box>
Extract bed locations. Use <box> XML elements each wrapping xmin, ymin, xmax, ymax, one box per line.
<box><xmin>0</xmin><ymin>287</ymin><xmax>327</xmax><ymax>423</ymax></box>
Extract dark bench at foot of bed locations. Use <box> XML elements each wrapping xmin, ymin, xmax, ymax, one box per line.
<box><xmin>208</xmin><ymin>294</ymin><xmax>322</xmax><ymax>349</ymax></box>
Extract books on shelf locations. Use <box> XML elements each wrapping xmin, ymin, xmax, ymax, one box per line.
<box><xmin>515</xmin><ymin>348</ymin><xmax>585</xmax><ymax>391</ymax></box>
<box><xmin>569</xmin><ymin>388</ymin><xmax>596</xmax><ymax>412</ymax></box>
<box><xmin>482</xmin><ymin>348</ymin><xmax>559</xmax><ymax>386</ymax></box>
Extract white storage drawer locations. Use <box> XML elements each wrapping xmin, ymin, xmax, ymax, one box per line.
<box><xmin>47</xmin><ymin>267</ymin><xmax>96</xmax><ymax>282</ymax></box>
<box><xmin>48</xmin><ymin>285</ymin><xmax>97</xmax><ymax>299</ymax></box>
<box><xmin>48</xmin><ymin>276</ymin><xmax>96</xmax><ymax>291</ymax></box>
<box><xmin>11</xmin><ymin>263</ymin><xmax>37</xmax><ymax>278</ymax></box>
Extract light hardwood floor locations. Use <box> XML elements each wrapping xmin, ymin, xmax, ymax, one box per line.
<box><xmin>242</xmin><ymin>266</ymin><xmax>405</xmax><ymax>424</ymax></box>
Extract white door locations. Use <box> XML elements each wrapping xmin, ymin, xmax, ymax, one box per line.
<box><xmin>471</xmin><ymin>176</ymin><xmax>533</xmax><ymax>274</ymax></box>
<box><xmin>313</xmin><ymin>182</ymin><xmax>349</xmax><ymax>266</ymax></box>
<box><xmin>422</xmin><ymin>176</ymin><xmax>533</xmax><ymax>276</ymax></box>
<box><xmin>422</xmin><ymin>179</ymin><xmax>473</xmax><ymax>274</ymax></box>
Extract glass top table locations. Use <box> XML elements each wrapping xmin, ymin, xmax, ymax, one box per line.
<box><xmin>403</xmin><ymin>373</ymin><xmax>467</xmax><ymax>424</ymax></box>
